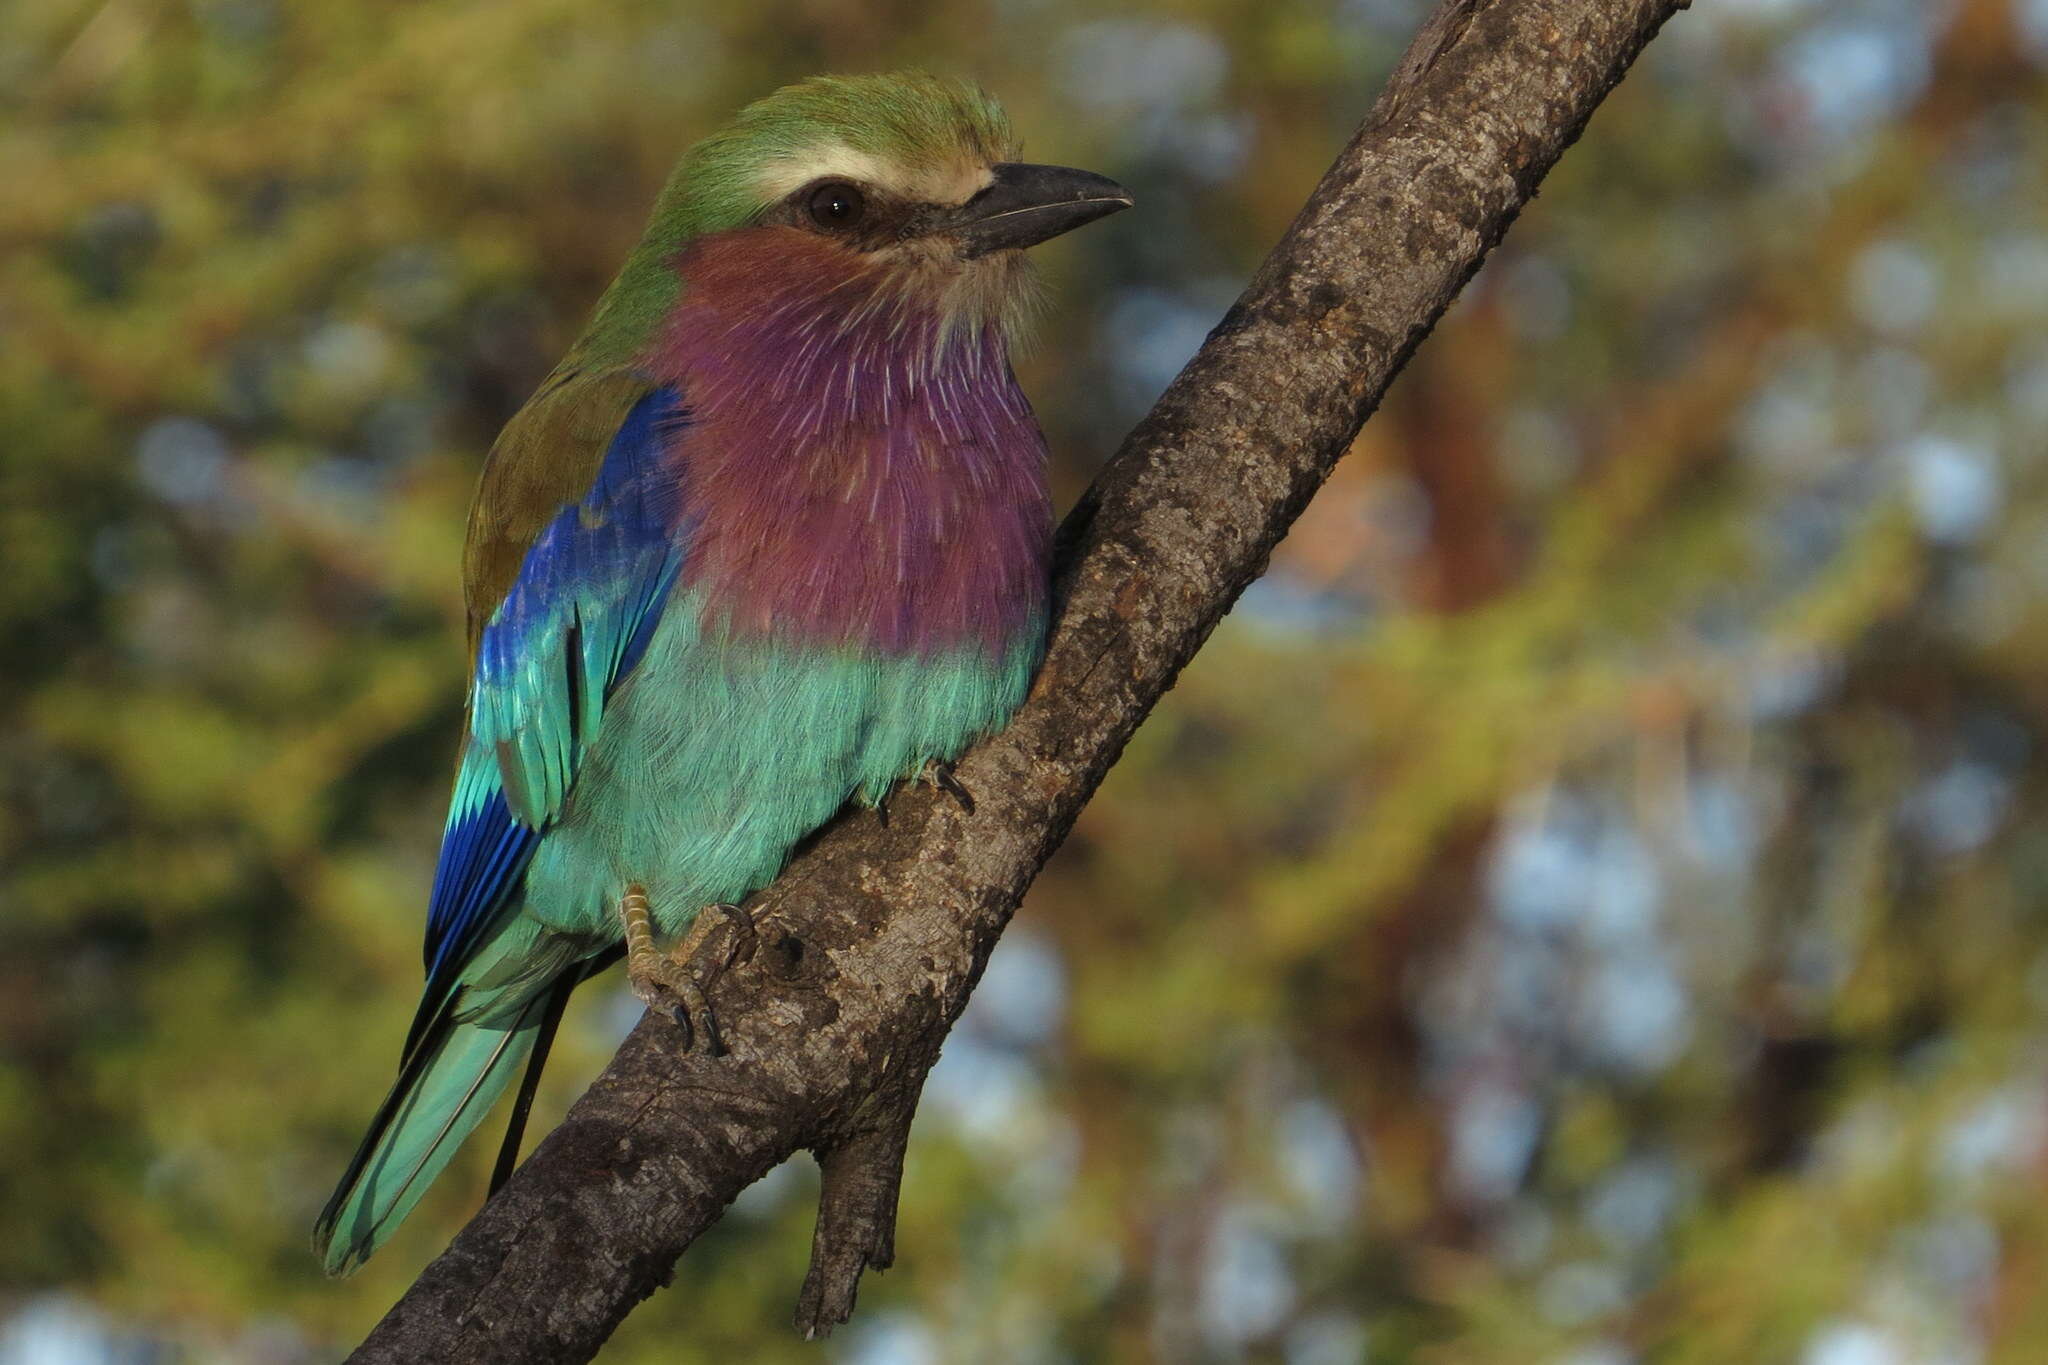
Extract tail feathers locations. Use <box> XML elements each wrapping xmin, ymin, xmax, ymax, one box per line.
<box><xmin>489</xmin><ymin>974</ymin><xmax>574</xmax><ymax>1196</ymax></box>
<box><xmin>314</xmin><ymin>993</ymin><xmax>551</xmax><ymax>1276</ymax></box>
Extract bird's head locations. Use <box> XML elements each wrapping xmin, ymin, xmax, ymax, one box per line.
<box><xmin>694</xmin><ymin>71</ymin><xmax>1127</xmax><ymax>253</ymax></box>
<box><xmin>582</xmin><ymin>73</ymin><xmax>1129</xmax><ymax>364</ymax></box>
<box><xmin>589</xmin><ymin>73</ymin><xmax>1128</xmax><ymax>352</ymax></box>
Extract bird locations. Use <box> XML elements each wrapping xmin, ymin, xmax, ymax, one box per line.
<box><xmin>314</xmin><ymin>71</ymin><xmax>1131</xmax><ymax>1274</ymax></box>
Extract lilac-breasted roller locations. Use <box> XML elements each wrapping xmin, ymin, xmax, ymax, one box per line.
<box><xmin>315</xmin><ymin>72</ymin><xmax>1129</xmax><ymax>1272</ymax></box>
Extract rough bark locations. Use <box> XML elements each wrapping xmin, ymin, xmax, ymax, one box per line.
<box><xmin>348</xmin><ymin>0</ymin><xmax>1688</xmax><ymax>1358</ymax></box>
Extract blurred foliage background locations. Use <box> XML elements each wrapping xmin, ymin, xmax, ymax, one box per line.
<box><xmin>2</xmin><ymin>0</ymin><xmax>2043</xmax><ymax>1361</ymax></box>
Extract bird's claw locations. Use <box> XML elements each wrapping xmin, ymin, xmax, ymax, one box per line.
<box><xmin>621</xmin><ymin>890</ymin><xmax>745</xmax><ymax>1056</ymax></box>
<box><xmin>924</xmin><ymin>760</ymin><xmax>975</xmax><ymax>815</ymax></box>
<box><xmin>628</xmin><ymin>959</ymin><xmax>718</xmax><ymax>1055</ymax></box>
<box><xmin>707</xmin><ymin>901</ymin><xmax>758</xmax><ymax>971</ymax></box>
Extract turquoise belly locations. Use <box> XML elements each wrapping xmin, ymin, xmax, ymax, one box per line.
<box><xmin>515</xmin><ymin>591</ymin><xmax>1040</xmax><ymax>940</ymax></box>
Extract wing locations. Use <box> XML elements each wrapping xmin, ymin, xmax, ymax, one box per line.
<box><xmin>417</xmin><ymin>379</ymin><xmax>691</xmax><ymax>1013</ymax></box>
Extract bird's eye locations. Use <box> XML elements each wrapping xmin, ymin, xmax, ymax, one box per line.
<box><xmin>807</xmin><ymin>182</ymin><xmax>866</xmax><ymax>229</ymax></box>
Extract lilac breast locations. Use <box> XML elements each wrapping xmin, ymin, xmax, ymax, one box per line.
<box><xmin>643</xmin><ymin>229</ymin><xmax>1052</xmax><ymax>657</ymax></box>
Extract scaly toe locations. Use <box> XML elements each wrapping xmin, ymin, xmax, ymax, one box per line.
<box><xmin>628</xmin><ymin>964</ymin><xmax>685</xmax><ymax>1026</ymax></box>
<box><xmin>927</xmin><ymin>760</ymin><xmax>975</xmax><ymax>814</ymax></box>
<box><xmin>709</xmin><ymin>902</ymin><xmax>758</xmax><ymax>968</ymax></box>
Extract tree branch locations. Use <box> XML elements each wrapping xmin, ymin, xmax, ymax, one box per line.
<box><xmin>347</xmin><ymin>1</ymin><xmax>1687</xmax><ymax>1357</ymax></box>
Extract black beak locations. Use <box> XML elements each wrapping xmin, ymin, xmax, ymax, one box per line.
<box><xmin>948</xmin><ymin>162</ymin><xmax>1133</xmax><ymax>258</ymax></box>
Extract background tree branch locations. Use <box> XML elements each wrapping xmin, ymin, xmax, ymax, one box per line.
<box><xmin>348</xmin><ymin>0</ymin><xmax>1687</xmax><ymax>1358</ymax></box>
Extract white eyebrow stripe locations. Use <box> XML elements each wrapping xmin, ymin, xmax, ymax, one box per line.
<box><xmin>752</xmin><ymin>145</ymin><xmax>997</xmax><ymax>207</ymax></box>
<box><xmin>754</xmin><ymin>144</ymin><xmax>895</xmax><ymax>200</ymax></box>
<box><xmin>936</xmin><ymin>163</ymin><xmax>997</xmax><ymax>203</ymax></box>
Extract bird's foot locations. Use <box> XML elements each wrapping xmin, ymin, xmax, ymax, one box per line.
<box><xmin>620</xmin><ymin>888</ymin><xmax>751</xmax><ymax>1056</ymax></box>
<box><xmin>921</xmin><ymin>759</ymin><xmax>975</xmax><ymax>815</ymax></box>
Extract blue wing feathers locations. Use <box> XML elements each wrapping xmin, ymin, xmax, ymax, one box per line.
<box><xmin>419</xmin><ymin>386</ymin><xmax>689</xmax><ymax>991</ymax></box>
<box><xmin>416</xmin><ymin>766</ymin><xmax>537</xmax><ymax>1027</ymax></box>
